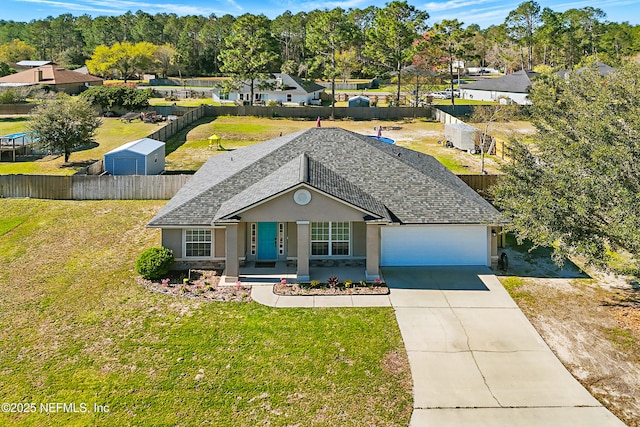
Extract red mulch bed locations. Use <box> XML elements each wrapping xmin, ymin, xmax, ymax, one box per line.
<box><xmin>138</xmin><ymin>269</ymin><xmax>252</xmax><ymax>302</ymax></box>
<box><xmin>274</xmin><ymin>282</ymin><xmax>389</xmax><ymax>296</ymax></box>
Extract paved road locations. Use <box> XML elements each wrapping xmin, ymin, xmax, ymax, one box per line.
<box><xmin>383</xmin><ymin>266</ymin><xmax>626</xmax><ymax>427</ymax></box>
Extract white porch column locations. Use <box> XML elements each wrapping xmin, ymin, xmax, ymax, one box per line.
<box><xmin>296</xmin><ymin>220</ymin><xmax>310</xmax><ymax>281</ymax></box>
<box><xmin>224</xmin><ymin>223</ymin><xmax>239</xmax><ymax>283</ymax></box>
<box><xmin>366</xmin><ymin>223</ymin><xmax>381</xmax><ymax>281</ymax></box>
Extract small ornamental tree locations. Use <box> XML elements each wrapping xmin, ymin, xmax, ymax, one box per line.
<box><xmin>135</xmin><ymin>247</ymin><xmax>174</xmax><ymax>280</ymax></box>
<box><xmin>28</xmin><ymin>97</ymin><xmax>102</xmax><ymax>163</ymax></box>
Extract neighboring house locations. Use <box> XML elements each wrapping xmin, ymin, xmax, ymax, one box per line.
<box><xmin>460</xmin><ymin>70</ymin><xmax>537</xmax><ymax>105</ymax></box>
<box><xmin>147</xmin><ymin>128</ymin><xmax>502</xmax><ymax>282</ymax></box>
<box><xmin>73</xmin><ymin>66</ymin><xmax>89</xmax><ymax>75</ymax></box>
<box><xmin>558</xmin><ymin>62</ymin><xmax>614</xmax><ymax>79</ymax></box>
<box><xmin>104</xmin><ymin>138</ymin><xmax>165</xmax><ymax>176</ymax></box>
<box><xmin>0</xmin><ymin>64</ymin><xmax>103</xmax><ymax>94</ymax></box>
<box><xmin>213</xmin><ymin>73</ymin><xmax>325</xmax><ymax>105</ymax></box>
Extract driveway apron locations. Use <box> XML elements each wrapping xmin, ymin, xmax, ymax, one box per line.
<box><xmin>383</xmin><ymin>266</ymin><xmax>626</xmax><ymax>427</ymax></box>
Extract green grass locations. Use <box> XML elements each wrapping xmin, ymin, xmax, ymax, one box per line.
<box><xmin>500</xmin><ymin>276</ymin><xmax>535</xmax><ymax>304</ymax></box>
<box><xmin>163</xmin><ymin>115</ymin><xmax>501</xmax><ymax>174</ymax></box>
<box><xmin>0</xmin><ymin>118</ymin><xmax>159</xmax><ymax>175</ymax></box>
<box><xmin>165</xmin><ymin>116</ymin><xmax>316</xmax><ymax>171</ymax></box>
<box><xmin>0</xmin><ymin>116</ymin><xmax>29</xmax><ymax>136</ymax></box>
<box><xmin>433</xmin><ymin>155</ymin><xmax>473</xmax><ymax>174</ymax></box>
<box><xmin>0</xmin><ymin>199</ymin><xmax>412</xmax><ymax>426</ymax></box>
<box><xmin>605</xmin><ymin>327</ymin><xmax>638</xmax><ymax>353</ymax></box>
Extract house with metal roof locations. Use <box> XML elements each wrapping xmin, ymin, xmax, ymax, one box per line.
<box><xmin>460</xmin><ymin>70</ymin><xmax>537</xmax><ymax>105</ymax></box>
<box><xmin>213</xmin><ymin>73</ymin><xmax>325</xmax><ymax>106</ymax></box>
<box><xmin>147</xmin><ymin>128</ymin><xmax>502</xmax><ymax>282</ymax></box>
<box><xmin>0</xmin><ymin>64</ymin><xmax>103</xmax><ymax>94</ymax></box>
<box><xmin>15</xmin><ymin>60</ymin><xmax>53</xmax><ymax>68</ymax></box>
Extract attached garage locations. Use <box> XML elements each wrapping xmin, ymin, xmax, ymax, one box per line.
<box><xmin>380</xmin><ymin>225</ymin><xmax>489</xmax><ymax>266</ymax></box>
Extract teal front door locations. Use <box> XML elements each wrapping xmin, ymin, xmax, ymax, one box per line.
<box><xmin>257</xmin><ymin>222</ymin><xmax>278</xmax><ymax>260</ymax></box>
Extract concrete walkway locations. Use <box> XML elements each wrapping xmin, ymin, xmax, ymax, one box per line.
<box><xmin>250</xmin><ymin>267</ymin><xmax>626</xmax><ymax>426</ymax></box>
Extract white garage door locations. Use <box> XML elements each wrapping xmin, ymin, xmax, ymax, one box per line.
<box><xmin>381</xmin><ymin>225</ymin><xmax>488</xmax><ymax>266</ymax></box>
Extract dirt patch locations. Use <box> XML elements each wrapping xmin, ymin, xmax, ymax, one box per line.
<box><xmin>498</xmin><ymin>246</ymin><xmax>640</xmax><ymax>425</ymax></box>
<box><xmin>274</xmin><ymin>283</ymin><xmax>389</xmax><ymax>296</ymax></box>
<box><xmin>138</xmin><ymin>269</ymin><xmax>252</xmax><ymax>302</ymax></box>
<box><xmin>382</xmin><ymin>350</ymin><xmax>409</xmax><ymax>377</ymax></box>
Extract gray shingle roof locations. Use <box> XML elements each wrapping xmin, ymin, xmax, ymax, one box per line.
<box><xmin>236</xmin><ymin>73</ymin><xmax>325</xmax><ymax>95</ymax></box>
<box><xmin>557</xmin><ymin>62</ymin><xmax>614</xmax><ymax>79</ymax></box>
<box><xmin>148</xmin><ymin>128</ymin><xmax>501</xmax><ymax>227</ymax></box>
<box><xmin>463</xmin><ymin>70</ymin><xmax>537</xmax><ymax>93</ymax></box>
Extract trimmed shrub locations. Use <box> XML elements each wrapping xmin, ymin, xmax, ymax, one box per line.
<box><xmin>135</xmin><ymin>247</ymin><xmax>174</xmax><ymax>279</ymax></box>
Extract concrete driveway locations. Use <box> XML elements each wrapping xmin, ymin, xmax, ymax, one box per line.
<box><xmin>383</xmin><ymin>266</ymin><xmax>626</xmax><ymax>426</ymax></box>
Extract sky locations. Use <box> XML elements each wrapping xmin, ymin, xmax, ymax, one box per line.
<box><xmin>2</xmin><ymin>0</ymin><xmax>639</xmax><ymax>28</ymax></box>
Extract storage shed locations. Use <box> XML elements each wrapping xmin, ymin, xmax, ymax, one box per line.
<box><xmin>104</xmin><ymin>138</ymin><xmax>165</xmax><ymax>175</ymax></box>
<box><xmin>444</xmin><ymin>123</ymin><xmax>481</xmax><ymax>153</ymax></box>
<box><xmin>348</xmin><ymin>95</ymin><xmax>370</xmax><ymax>108</ymax></box>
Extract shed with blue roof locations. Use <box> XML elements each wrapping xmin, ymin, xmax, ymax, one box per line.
<box><xmin>104</xmin><ymin>138</ymin><xmax>165</xmax><ymax>175</ymax></box>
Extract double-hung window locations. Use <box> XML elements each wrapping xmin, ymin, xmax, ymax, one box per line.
<box><xmin>311</xmin><ymin>222</ymin><xmax>350</xmax><ymax>256</ymax></box>
<box><xmin>185</xmin><ymin>229</ymin><xmax>212</xmax><ymax>258</ymax></box>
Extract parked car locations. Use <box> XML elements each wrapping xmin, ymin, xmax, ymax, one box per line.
<box><xmin>442</xmin><ymin>88</ymin><xmax>461</xmax><ymax>98</ymax></box>
<box><xmin>431</xmin><ymin>91</ymin><xmax>452</xmax><ymax>99</ymax></box>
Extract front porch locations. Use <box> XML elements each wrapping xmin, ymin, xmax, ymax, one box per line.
<box><xmin>222</xmin><ymin>219</ymin><xmax>382</xmax><ymax>283</ymax></box>
<box><xmin>232</xmin><ymin>259</ymin><xmax>369</xmax><ymax>284</ymax></box>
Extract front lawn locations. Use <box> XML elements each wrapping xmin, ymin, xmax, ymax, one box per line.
<box><xmin>0</xmin><ymin>199</ymin><xmax>412</xmax><ymax>426</ymax></box>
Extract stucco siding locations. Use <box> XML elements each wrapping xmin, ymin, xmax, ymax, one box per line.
<box><xmin>214</xmin><ymin>228</ymin><xmax>226</xmax><ymax>258</ymax></box>
<box><xmin>461</xmin><ymin>89</ymin><xmax>531</xmax><ymax>105</ymax></box>
<box><xmin>352</xmin><ymin>222</ymin><xmax>366</xmax><ymax>257</ymax></box>
<box><xmin>287</xmin><ymin>222</ymin><xmax>297</xmax><ymax>257</ymax></box>
<box><xmin>238</xmin><ymin>188</ymin><xmax>367</xmax><ymax>223</ymax></box>
<box><xmin>162</xmin><ymin>228</ymin><xmax>183</xmax><ymax>259</ymax></box>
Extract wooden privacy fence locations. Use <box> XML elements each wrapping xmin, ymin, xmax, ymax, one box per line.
<box><xmin>456</xmin><ymin>174</ymin><xmax>501</xmax><ymax>196</ymax></box>
<box><xmin>0</xmin><ymin>173</ymin><xmax>499</xmax><ymax>201</ymax></box>
<box><xmin>147</xmin><ymin>105</ymin><xmax>205</xmax><ymax>142</ymax></box>
<box><xmin>0</xmin><ymin>174</ymin><xmax>192</xmax><ymax>200</ymax></box>
<box><xmin>206</xmin><ymin>105</ymin><xmax>435</xmax><ymax>121</ymax></box>
<box><xmin>435</xmin><ymin>107</ymin><xmax>466</xmax><ymax>125</ymax></box>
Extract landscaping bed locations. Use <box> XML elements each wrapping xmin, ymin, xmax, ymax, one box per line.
<box><xmin>274</xmin><ymin>279</ymin><xmax>389</xmax><ymax>296</ymax></box>
<box><xmin>139</xmin><ymin>269</ymin><xmax>252</xmax><ymax>302</ymax></box>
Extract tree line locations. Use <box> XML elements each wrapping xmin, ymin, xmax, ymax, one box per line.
<box><xmin>0</xmin><ymin>1</ymin><xmax>638</xmax><ymax>77</ymax></box>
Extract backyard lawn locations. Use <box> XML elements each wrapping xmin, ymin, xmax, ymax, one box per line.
<box><xmin>2</xmin><ymin>114</ymin><xmax>507</xmax><ymax>175</ymax></box>
<box><xmin>0</xmin><ymin>118</ymin><xmax>160</xmax><ymax>175</ymax></box>
<box><xmin>0</xmin><ymin>199</ymin><xmax>413</xmax><ymax>426</ymax></box>
<box><xmin>165</xmin><ymin>115</ymin><xmax>504</xmax><ymax>174</ymax></box>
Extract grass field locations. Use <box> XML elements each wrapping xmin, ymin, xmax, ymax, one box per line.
<box><xmin>0</xmin><ymin>118</ymin><xmax>160</xmax><ymax>175</ymax></box>
<box><xmin>2</xmin><ymin>113</ymin><xmax>508</xmax><ymax>175</ymax></box>
<box><xmin>0</xmin><ymin>199</ymin><xmax>412</xmax><ymax>426</ymax></box>
<box><xmin>165</xmin><ymin>115</ymin><xmax>503</xmax><ymax>174</ymax></box>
